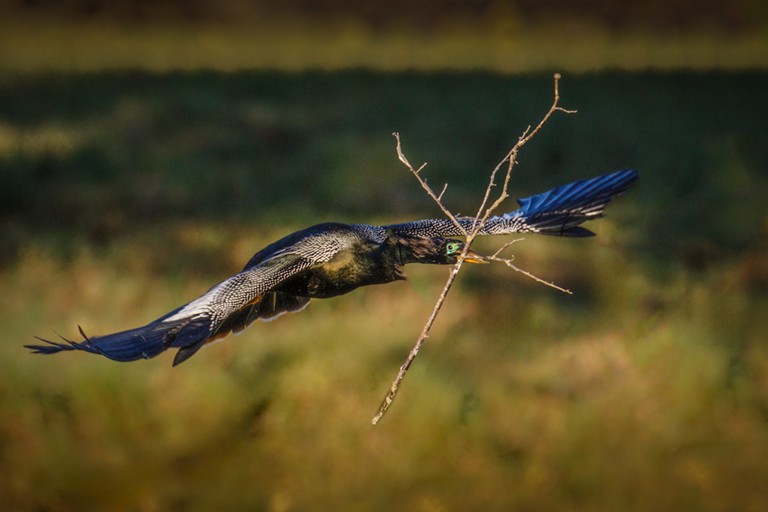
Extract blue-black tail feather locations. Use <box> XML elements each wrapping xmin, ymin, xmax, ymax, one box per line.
<box><xmin>510</xmin><ymin>169</ymin><xmax>638</xmax><ymax>236</ymax></box>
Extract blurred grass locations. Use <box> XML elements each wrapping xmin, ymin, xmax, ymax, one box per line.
<box><xmin>1</xmin><ymin>71</ymin><xmax>766</xmax><ymax>260</ymax></box>
<box><xmin>1</xmin><ymin>70</ymin><xmax>768</xmax><ymax>511</ymax></box>
<box><xmin>2</xmin><ymin>236</ymin><xmax>767</xmax><ymax>511</ymax></box>
<box><xmin>1</xmin><ymin>19</ymin><xmax>767</xmax><ymax>73</ymax></box>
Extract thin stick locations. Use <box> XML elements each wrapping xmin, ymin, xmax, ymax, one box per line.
<box><xmin>473</xmin><ymin>73</ymin><xmax>576</xmax><ymax>232</ymax></box>
<box><xmin>371</xmin><ymin>258</ymin><xmax>467</xmax><ymax>424</ymax></box>
<box><xmin>489</xmin><ymin>257</ymin><xmax>573</xmax><ymax>295</ymax></box>
<box><xmin>372</xmin><ymin>73</ymin><xmax>573</xmax><ymax>424</ymax></box>
<box><xmin>489</xmin><ymin>238</ymin><xmax>526</xmax><ymax>258</ymax></box>
<box><xmin>393</xmin><ymin>132</ymin><xmax>467</xmax><ymax>237</ymax></box>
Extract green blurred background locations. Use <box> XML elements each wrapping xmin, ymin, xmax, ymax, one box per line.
<box><xmin>1</xmin><ymin>1</ymin><xmax>768</xmax><ymax>511</ymax></box>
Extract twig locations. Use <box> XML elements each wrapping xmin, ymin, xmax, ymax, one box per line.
<box><xmin>485</xmin><ymin>238</ymin><xmax>573</xmax><ymax>294</ymax></box>
<box><xmin>489</xmin><ymin>238</ymin><xmax>526</xmax><ymax>258</ymax></box>
<box><xmin>372</xmin><ymin>73</ymin><xmax>573</xmax><ymax>424</ymax></box>
<box><xmin>487</xmin><ymin>257</ymin><xmax>573</xmax><ymax>295</ymax></box>
<box><xmin>473</xmin><ymin>73</ymin><xmax>576</xmax><ymax>232</ymax></box>
<box><xmin>371</xmin><ymin>256</ymin><xmax>468</xmax><ymax>425</ymax></box>
<box><xmin>393</xmin><ymin>132</ymin><xmax>467</xmax><ymax>237</ymax></box>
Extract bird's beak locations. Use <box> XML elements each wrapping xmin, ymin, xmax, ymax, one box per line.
<box><xmin>463</xmin><ymin>249</ymin><xmax>490</xmax><ymax>264</ymax></box>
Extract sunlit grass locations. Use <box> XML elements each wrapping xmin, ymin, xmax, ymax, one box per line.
<box><xmin>1</xmin><ymin>223</ymin><xmax>767</xmax><ymax>510</ymax></box>
<box><xmin>1</xmin><ymin>19</ymin><xmax>766</xmax><ymax>73</ymax></box>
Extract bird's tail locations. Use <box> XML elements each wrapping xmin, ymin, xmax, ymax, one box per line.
<box><xmin>25</xmin><ymin>313</ymin><xmax>214</xmax><ymax>365</ymax></box>
<box><xmin>505</xmin><ymin>169</ymin><xmax>638</xmax><ymax>237</ymax></box>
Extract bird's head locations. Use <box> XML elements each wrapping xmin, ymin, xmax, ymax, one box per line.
<box><xmin>396</xmin><ymin>236</ymin><xmax>489</xmax><ymax>265</ymax></box>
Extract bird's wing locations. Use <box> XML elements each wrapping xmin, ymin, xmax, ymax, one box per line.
<box><xmin>26</xmin><ymin>237</ymin><xmax>340</xmax><ymax>366</ymax></box>
<box><xmin>385</xmin><ymin>169</ymin><xmax>638</xmax><ymax>238</ymax></box>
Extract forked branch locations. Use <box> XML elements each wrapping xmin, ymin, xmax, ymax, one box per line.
<box><xmin>393</xmin><ymin>132</ymin><xmax>467</xmax><ymax>237</ymax></box>
<box><xmin>372</xmin><ymin>73</ymin><xmax>574</xmax><ymax>425</ymax></box>
<box><xmin>486</xmin><ymin>241</ymin><xmax>573</xmax><ymax>295</ymax></box>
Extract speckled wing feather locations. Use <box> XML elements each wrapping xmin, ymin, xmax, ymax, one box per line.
<box><xmin>385</xmin><ymin>169</ymin><xmax>638</xmax><ymax>238</ymax></box>
<box><xmin>26</xmin><ymin>227</ymin><xmax>356</xmax><ymax>366</ymax></box>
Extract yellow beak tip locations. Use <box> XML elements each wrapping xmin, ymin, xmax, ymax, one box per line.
<box><xmin>464</xmin><ymin>251</ymin><xmax>490</xmax><ymax>264</ymax></box>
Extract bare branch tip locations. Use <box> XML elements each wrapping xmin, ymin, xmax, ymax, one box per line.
<box><xmin>437</xmin><ymin>183</ymin><xmax>448</xmax><ymax>201</ymax></box>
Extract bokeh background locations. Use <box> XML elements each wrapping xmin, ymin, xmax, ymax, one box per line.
<box><xmin>1</xmin><ymin>1</ymin><xmax>768</xmax><ymax>511</ymax></box>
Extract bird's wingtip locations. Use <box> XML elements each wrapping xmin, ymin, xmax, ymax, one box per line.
<box><xmin>25</xmin><ymin>334</ymin><xmax>77</xmax><ymax>354</ymax></box>
<box><xmin>26</xmin><ymin>328</ymin><xmax>102</xmax><ymax>356</ymax></box>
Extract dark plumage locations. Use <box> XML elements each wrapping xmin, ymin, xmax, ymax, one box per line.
<box><xmin>26</xmin><ymin>169</ymin><xmax>638</xmax><ymax>366</ymax></box>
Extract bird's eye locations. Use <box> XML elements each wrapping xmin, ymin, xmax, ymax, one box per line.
<box><xmin>445</xmin><ymin>242</ymin><xmax>460</xmax><ymax>255</ymax></box>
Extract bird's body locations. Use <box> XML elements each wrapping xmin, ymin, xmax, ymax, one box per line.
<box><xmin>27</xmin><ymin>169</ymin><xmax>638</xmax><ymax>365</ymax></box>
<box><xmin>244</xmin><ymin>223</ymin><xmax>403</xmax><ymax>299</ymax></box>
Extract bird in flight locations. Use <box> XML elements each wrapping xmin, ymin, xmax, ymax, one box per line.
<box><xmin>27</xmin><ymin>169</ymin><xmax>638</xmax><ymax>366</ymax></box>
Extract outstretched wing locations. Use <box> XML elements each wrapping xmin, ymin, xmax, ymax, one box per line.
<box><xmin>385</xmin><ymin>169</ymin><xmax>638</xmax><ymax>238</ymax></box>
<box><xmin>27</xmin><ymin>245</ymin><xmax>323</xmax><ymax>366</ymax></box>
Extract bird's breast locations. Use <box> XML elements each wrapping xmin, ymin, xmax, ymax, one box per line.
<box><xmin>275</xmin><ymin>244</ymin><xmax>403</xmax><ymax>299</ymax></box>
